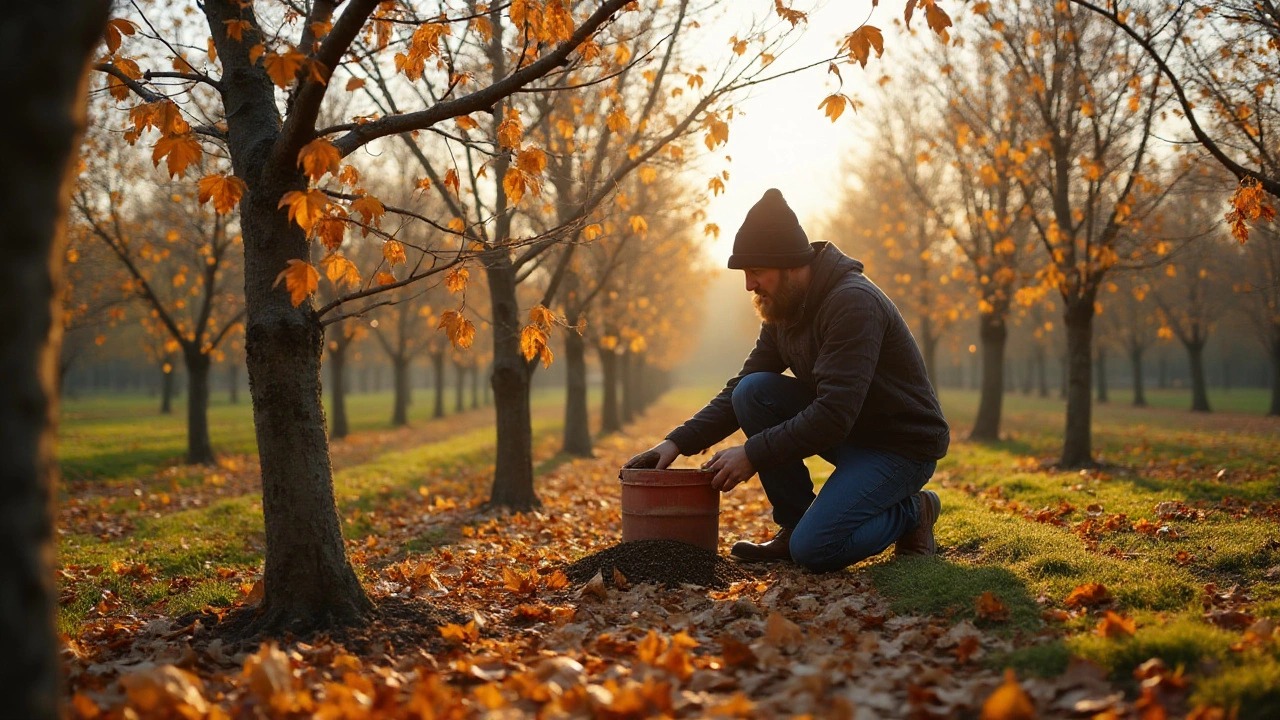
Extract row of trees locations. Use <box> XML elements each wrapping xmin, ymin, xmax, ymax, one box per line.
<box><xmin>827</xmin><ymin>1</ymin><xmax>1280</xmax><ymax>472</ymax></box>
<box><xmin>67</xmin><ymin>0</ymin><xmax>866</xmax><ymax>637</ymax></box>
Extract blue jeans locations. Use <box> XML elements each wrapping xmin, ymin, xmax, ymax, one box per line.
<box><xmin>731</xmin><ymin>372</ymin><xmax>936</xmax><ymax>572</ymax></box>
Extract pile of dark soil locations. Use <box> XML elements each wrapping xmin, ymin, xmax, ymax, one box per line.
<box><xmin>563</xmin><ymin>540</ymin><xmax>748</xmax><ymax>589</ymax></box>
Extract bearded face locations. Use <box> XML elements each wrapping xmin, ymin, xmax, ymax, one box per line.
<box><xmin>752</xmin><ymin>268</ymin><xmax>807</xmax><ymax>323</ymax></box>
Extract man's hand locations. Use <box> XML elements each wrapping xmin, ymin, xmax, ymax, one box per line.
<box><xmin>703</xmin><ymin>445</ymin><xmax>755</xmax><ymax>493</ymax></box>
<box><xmin>623</xmin><ymin>439</ymin><xmax>680</xmax><ymax>470</ymax></box>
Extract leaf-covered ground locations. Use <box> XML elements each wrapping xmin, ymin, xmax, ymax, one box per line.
<box><xmin>57</xmin><ymin>388</ymin><xmax>1280</xmax><ymax>718</ymax></box>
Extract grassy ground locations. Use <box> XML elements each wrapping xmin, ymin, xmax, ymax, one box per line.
<box><xmin>56</xmin><ymin>385</ymin><xmax>1280</xmax><ymax>715</ymax></box>
<box><xmin>863</xmin><ymin>388</ymin><xmax>1280</xmax><ymax>715</ymax></box>
<box><xmin>55</xmin><ymin>388</ymin><xmax>580</xmax><ymax>634</ymax></box>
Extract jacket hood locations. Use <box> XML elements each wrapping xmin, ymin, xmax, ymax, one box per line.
<box><xmin>794</xmin><ymin>242</ymin><xmax>863</xmax><ymax>325</ymax></box>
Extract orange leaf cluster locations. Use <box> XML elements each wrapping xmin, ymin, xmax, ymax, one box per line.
<box><xmin>438</xmin><ymin>309</ymin><xmax>476</xmax><ymax>350</ymax></box>
<box><xmin>273</xmin><ymin>259</ymin><xmax>319</xmax><ymax>307</ymax></box>
<box><xmin>975</xmin><ymin>591</ymin><xmax>1010</xmax><ymax>622</ymax></box>
<box><xmin>1225</xmin><ymin>177</ymin><xmax>1275</xmax><ymax>244</ymax></box>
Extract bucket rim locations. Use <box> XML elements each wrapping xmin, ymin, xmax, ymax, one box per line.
<box><xmin>619</xmin><ymin>467</ymin><xmax>716</xmax><ymax>487</ymax></box>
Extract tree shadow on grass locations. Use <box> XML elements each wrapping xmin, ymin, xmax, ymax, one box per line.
<box><xmin>866</xmin><ymin>555</ymin><xmax>1042</xmax><ymax>634</ymax></box>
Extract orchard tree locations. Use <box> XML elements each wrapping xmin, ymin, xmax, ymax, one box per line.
<box><xmin>75</xmin><ymin>136</ymin><xmax>244</xmax><ymax>464</ymax></box>
<box><xmin>0</xmin><ymin>2</ymin><xmax>109</xmax><ymax>716</ymax></box>
<box><xmin>96</xmin><ymin>0</ymin><xmax>645</xmax><ymax>632</ymax></box>
<box><xmin>1069</xmin><ymin>0</ymin><xmax>1280</xmax><ymax>243</ymax></box>
<box><xmin>827</xmin><ymin>119</ymin><xmax>968</xmax><ymax>387</ymax></box>
<box><xmin>978</xmin><ymin>1</ymin><xmax>1171</xmax><ymax>466</ymax></box>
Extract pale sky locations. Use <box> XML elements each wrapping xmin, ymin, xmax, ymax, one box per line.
<box><xmin>693</xmin><ymin>1</ymin><xmax>908</xmax><ymax>265</ymax></box>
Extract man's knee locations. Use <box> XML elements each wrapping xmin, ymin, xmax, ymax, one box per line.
<box><xmin>731</xmin><ymin>372</ymin><xmax>782</xmax><ymax>416</ymax></box>
<box><xmin>790</xmin><ymin>523</ymin><xmax>878</xmax><ymax>573</ymax></box>
<box><xmin>789</xmin><ymin>525</ymin><xmax>845</xmax><ymax>573</ymax></box>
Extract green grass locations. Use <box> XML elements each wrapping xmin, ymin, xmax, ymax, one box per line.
<box><xmin>56</xmin><ymin>408</ymin><xmax>570</xmax><ymax>633</ymax></box>
<box><xmin>58</xmin><ymin>388</ymin><xmax>572</xmax><ymax>483</ymax></box>
<box><xmin>861</xmin><ymin>388</ymin><xmax>1280</xmax><ymax>714</ymax></box>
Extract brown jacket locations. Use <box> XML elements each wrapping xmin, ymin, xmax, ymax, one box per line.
<box><xmin>667</xmin><ymin>242</ymin><xmax>949</xmax><ymax>469</ymax></box>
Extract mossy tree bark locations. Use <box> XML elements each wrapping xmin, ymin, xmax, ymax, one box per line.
<box><xmin>0</xmin><ymin>2</ymin><xmax>109</xmax><ymax>715</ymax></box>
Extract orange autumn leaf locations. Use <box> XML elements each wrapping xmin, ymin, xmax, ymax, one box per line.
<box><xmin>320</xmin><ymin>253</ymin><xmax>360</xmax><ymax>289</ymax></box>
<box><xmin>272</xmin><ymin>259</ymin><xmax>318</xmax><ymax>307</ymax></box>
<box><xmin>976</xmin><ymin>591</ymin><xmax>1010</xmax><ymax>622</ymax></box>
<box><xmin>224</xmin><ymin>19</ymin><xmax>252</xmax><ymax>42</ymax></box>
<box><xmin>196</xmin><ymin>173</ymin><xmax>246</xmax><ymax>214</ymax></box>
<box><xmin>349</xmin><ymin>194</ymin><xmax>386</xmax><ymax>231</ymax></box>
<box><xmin>152</xmin><ymin>134</ymin><xmax>203</xmax><ymax>179</ymax></box>
<box><xmin>841</xmin><ymin>25</ymin><xmax>884</xmax><ymax>68</ymax></box>
<box><xmin>446</xmin><ymin>266</ymin><xmax>469</xmax><ymax>294</ymax></box>
<box><xmin>456</xmin><ymin>115</ymin><xmax>479</xmax><ymax>130</ymax></box>
<box><xmin>1064</xmin><ymin>582</ymin><xmax>1112</xmax><ymax>608</ymax></box>
<box><xmin>1096</xmin><ymin>610</ymin><xmax>1137</xmax><ymax>639</ymax></box>
<box><xmin>980</xmin><ymin>669</ymin><xmax>1035</xmax><ymax>720</ymax></box>
<box><xmin>374</xmin><ymin>271</ymin><xmax>397</xmax><ymax>286</ymax></box>
<box><xmin>263</xmin><ymin>47</ymin><xmax>306</xmax><ymax>88</ymax></box>
<box><xmin>104</xmin><ymin>18</ymin><xmax>138</xmax><ymax>55</ymax></box>
<box><xmin>818</xmin><ymin>94</ymin><xmax>849</xmax><ymax>123</ymax></box>
<box><xmin>382</xmin><ymin>239</ymin><xmax>406</xmax><ymax>266</ymax></box>
<box><xmin>497</xmin><ymin>107</ymin><xmax>523</xmax><ymax>149</ymax></box>
<box><xmin>296</xmin><ymin>138</ymin><xmax>341</xmax><ymax>181</ymax></box>
<box><xmin>529</xmin><ymin>304</ymin><xmax>556</xmax><ymax>330</ymax></box>
<box><xmin>345</xmin><ymin>76</ymin><xmax>365</xmax><ymax>91</ymax></box>
<box><xmin>438</xmin><ymin>310</ymin><xmax>476</xmax><ymax>350</ymax></box>
<box><xmin>438</xmin><ymin>620</ymin><xmax>479</xmax><ymax>644</ymax></box>
<box><xmin>277</xmin><ymin>189</ymin><xmax>329</xmax><ymax>232</ymax></box>
<box><xmin>516</xmin><ymin>147</ymin><xmax>547</xmax><ymax>175</ymax></box>
<box><xmin>443</xmin><ymin>168</ymin><xmax>460</xmax><ymax>196</ymax></box>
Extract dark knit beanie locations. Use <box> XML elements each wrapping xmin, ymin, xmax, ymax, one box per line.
<box><xmin>726</xmin><ymin>188</ymin><xmax>815</xmax><ymax>269</ymax></box>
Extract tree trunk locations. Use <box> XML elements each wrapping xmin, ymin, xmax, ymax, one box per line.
<box><xmin>431</xmin><ymin>351</ymin><xmax>445</xmax><ymax>419</ymax></box>
<box><xmin>1269</xmin><ymin>338</ymin><xmax>1280</xmax><ymax>417</ymax></box>
<box><xmin>485</xmin><ymin>256</ymin><xmax>538</xmax><ymax>509</ymax></box>
<box><xmin>919</xmin><ymin>316</ymin><xmax>937</xmax><ymax>388</ymax></box>
<box><xmin>160</xmin><ymin>361</ymin><xmax>175</xmax><ymax>414</ymax></box>
<box><xmin>483</xmin><ymin>362</ymin><xmax>492</xmax><ymax>406</ymax></box>
<box><xmin>229</xmin><ymin>362</ymin><xmax>239</xmax><ymax>404</ymax></box>
<box><xmin>329</xmin><ymin>338</ymin><xmax>349</xmax><ymax>440</ymax></box>
<box><xmin>599</xmin><ymin>344</ymin><xmax>621</xmax><ymax>434</ymax></box>
<box><xmin>1059</xmin><ymin>352</ymin><xmax>1068</xmax><ymax>400</ymax></box>
<box><xmin>1060</xmin><ymin>300</ymin><xmax>1095</xmax><ymax>467</ymax></box>
<box><xmin>1130</xmin><ymin>346</ymin><xmax>1147</xmax><ymax>407</ymax></box>
<box><xmin>209</xmin><ymin>0</ymin><xmax>372</xmax><ymax>628</ymax></box>
<box><xmin>1186</xmin><ymin>341</ymin><xmax>1211</xmax><ymax>413</ymax></box>
<box><xmin>470</xmin><ymin>362</ymin><xmax>480</xmax><ymax>410</ymax></box>
<box><xmin>0</xmin><ymin>3</ymin><xmax>107</xmax><ymax>713</ymax></box>
<box><xmin>391</xmin><ymin>356</ymin><xmax>410</xmax><ymax>426</ymax></box>
<box><xmin>1036</xmin><ymin>344</ymin><xmax>1049</xmax><ymax>398</ymax></box>
<box><xmin>620</xmin><ymin>350</ymin><xmax>635</xmax><ymax>424</ymax></box>
<box><xmin>562</xmin><ymin>319</ymin><xmax>592</xmax><ymax>456</ymax></box>
<box><xmin>1095</xmin><ymin>346</ymin><xmax>1109</xmax><ymax>404</ymax></box>
<box><xmin>453</xmin><ymin>358</ymin><xmax>465</xmax><ymax>414</ymax></box>
<box><xmin>184</xmin><ymin>349</ymin><xmax>215</xmax><ymax>464</ymax></box>
<box><xmin>970</xmin><ymin>313</ymin><xmax>1007</xmax><ymax>442</ymax></box>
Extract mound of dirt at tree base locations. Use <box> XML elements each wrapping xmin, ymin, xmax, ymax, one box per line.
<box><xmin>563</xmin><ymin>540</ymin><xmax>749</xmax><ymax>589</ymax></box>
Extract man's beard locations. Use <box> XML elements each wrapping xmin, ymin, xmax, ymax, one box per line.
<box><xmin>753</xmin><ymin>271</ymin><xmax>806</xmax><ymax>323</ymax></box>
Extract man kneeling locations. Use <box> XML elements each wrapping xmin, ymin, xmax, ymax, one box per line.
<box><xmin>626</xmin><ymin>189</ymin><xmax>950</xmax><ymax>572</ymax></box>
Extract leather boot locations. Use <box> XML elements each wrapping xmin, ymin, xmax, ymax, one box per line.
<box><xmin>895</xmin><ymin>490</ymin><xmax>941</xmax><ymax>557</ymax></box>
<box><xmin>731</xmin><ymin>526</ymin><xmax>794</xmax><ymax>563</ymax></box>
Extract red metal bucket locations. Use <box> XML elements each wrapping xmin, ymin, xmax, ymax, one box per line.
<box><xmin>619</xmin><ymin>468</ymin><xmax>720</xmax><ymax>552</ymax></box>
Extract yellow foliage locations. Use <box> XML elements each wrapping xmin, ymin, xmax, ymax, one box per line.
<box><xmin>277</xmin><ymin>189</ymin><xmax>329</xmax><ymax>232</ymax></box>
